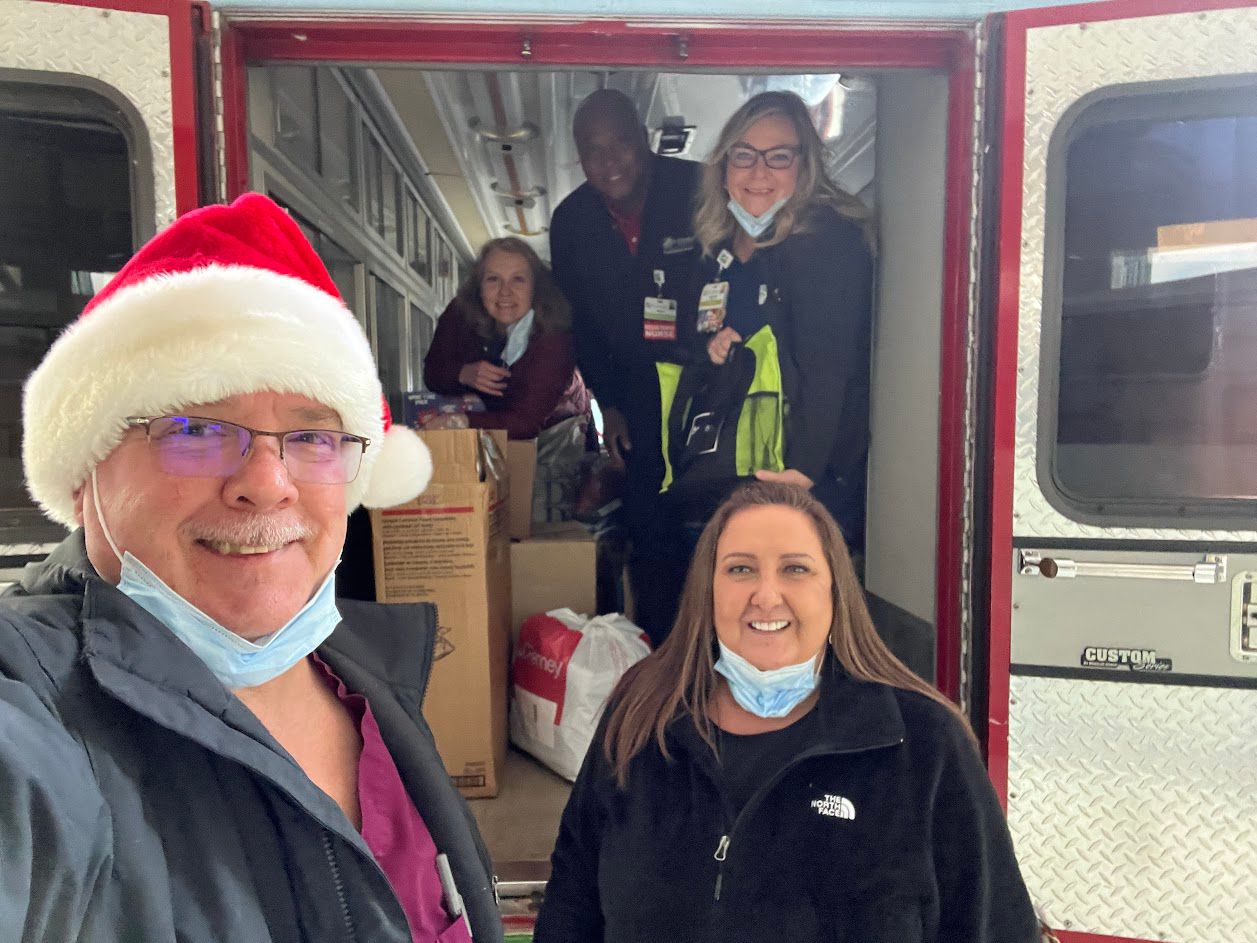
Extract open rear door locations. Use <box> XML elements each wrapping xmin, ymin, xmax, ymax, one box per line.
<box><xmin>989</xmin><ymin>2</ymin><xmax>1257</xmax><ymax>941</ymax></box>
<box><xmin>0</xmin><ymin>0</ymin><xmax>204</xmax><ymax>555</ymax></box>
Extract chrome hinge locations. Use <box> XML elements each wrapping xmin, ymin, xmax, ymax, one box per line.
<box><xmin>210</xmin><ymin>10</ymin><xmax>227</xmax><ymax>203</ymax></box>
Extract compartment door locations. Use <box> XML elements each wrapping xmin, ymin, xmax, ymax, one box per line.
<box><xmin>990</xmin><ymin>3</ymin><xmax>1257</xmax><ymax>942</ymax></box>
<box><xmin>2</xmin><ymin>0</ymin><xmax>204</xmax><ymax>229</ymax></box>
<box><xmin>0</xmin><ymin>0</ymin><xmax>203</xmax><ymax>549</ymax></box>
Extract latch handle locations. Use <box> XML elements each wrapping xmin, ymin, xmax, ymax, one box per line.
<box><xmin>1019</xmin><ymin>551</ymin><xmax>1226</xmax><ymax>584</ymax></box>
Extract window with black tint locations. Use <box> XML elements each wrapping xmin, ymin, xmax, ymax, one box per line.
<box><xmin>381</xmin><ymin>158</ymin><xmax>401</xmax><ymax>255</ymax></box>
<box><xmin>410</xmin><ymin>305</ymin><xmax>434</xmax><ymax>388</ymax></box>
<box><xmin>317</xmin><ymin>72</ymin><xmax>357</xmax><ymax>210</ymax></box>
<box><xmin>273</xmin><ymin>67</ymin><xmax>318</xmax><ymax>173</ymax></box>
<box><xmin>364</xmin><ymin>131</ymin><xmax>384</xmax><ymax>236</ymax></box>
<box><xmin>1052</xmin><ymin>86</ymin><xmax>1257</xmax><ymax>516</ymax></box>
<box><xmin>373</xmin><ymin>276</ymin><xmax>405</xmax><ymax>413</ymax></box>
<box><xmin>0</xmin><ymin>92</ymin><xmax>133</xmax><ymax>524</ymax></box>
<box><xmin>406</xmin><ymin>190</ymin><xmax>432</xmax><ymax>282</ymax></box>
<box><xmin>438</xmin><ymin>239</ymin><xmax>454</xmax><ymax>304</ymax></box>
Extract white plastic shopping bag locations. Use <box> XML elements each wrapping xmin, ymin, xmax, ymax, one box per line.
<box><xmin>509</xmin><ymin>607</ymin><xmax>651</xmax><ymax>781</ymax></box>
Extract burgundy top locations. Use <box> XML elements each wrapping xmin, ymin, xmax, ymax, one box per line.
<box><xmin>312</xmin><ymin>657</ymin><xmax>473</xmax><ymax>943</ymax></box>
<box><xmin>423</xmin><ymin>299</ymin><xmax>591</xmax><ymax>440</ymax></box>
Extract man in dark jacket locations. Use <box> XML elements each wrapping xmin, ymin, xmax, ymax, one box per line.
<box><xmin>549</xmin><ymin>89</ymin><xmax>700</xmax><ymax>645</ymax></box>
<box><xmin>1</xmin><ymin>194</ymin><xmax>501</xmax><ymax>943</ymax></box>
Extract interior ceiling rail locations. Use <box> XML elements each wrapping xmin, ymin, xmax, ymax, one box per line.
<box><xmin>478</xmin><ymin>71</ymin><xmax>549</xmax><ymax>238</ymax></box>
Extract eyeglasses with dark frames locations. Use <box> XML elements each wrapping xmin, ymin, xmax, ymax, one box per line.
<box><xmin>726</xmin><ymin>144</ymin><xmax>802</xmax><ymax>171</ymax></box>
<box><xmin>126</xmin><ymin>416</ymin><xmax>370</xmax><ymax>485</ymax></box>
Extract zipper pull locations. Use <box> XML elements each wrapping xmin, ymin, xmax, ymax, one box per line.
<box><xmin>713</xmin><ymin>834</ymin><xmax>730</xmax><ymax>902</ymax></box>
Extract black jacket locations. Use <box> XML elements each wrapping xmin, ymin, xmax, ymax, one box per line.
<box><xmin>0</xmin><ymin>532</ymin><xmax>502</xmax><ymax>943</ymax></box>
<box><xmin>682</xmin><ymin>206</ymin><xmax>874</xmax><ymax>541</ymax></box>
<box><xmin>534</xmin><ymin>660</ymin><xmax>1039</xmax><ymax>943</ymax></box>
<box><xmin>549</xmin><ymin>154</ymin><xmax>700</xmax><ymax>421</ymax></box>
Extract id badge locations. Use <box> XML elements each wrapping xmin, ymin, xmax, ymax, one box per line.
<box><xmin>697</xmin><ymin>280</ymin><xmax>730</xmax><ymax>334</ymax></box>
<box><xmin>643</xmin><ymin>296</ymin><xmax>678</xmax><ymax>341</ymax></box>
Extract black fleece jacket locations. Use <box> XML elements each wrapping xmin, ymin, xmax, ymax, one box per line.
<box><xmin>534</xmin><ymin>659</ymin><xmax>1039</xmax><ymax>943</ymax></box>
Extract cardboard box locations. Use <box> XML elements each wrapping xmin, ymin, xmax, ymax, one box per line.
<box><xmin>370</xmin><ymin>429</ymin><xmax>511</xmax><ymax>798</ymax></box>
<box><xmin>506</xmin><ymin>439</ymin><xmax>537</xmax><ymax>541</ymax></box>
<box><xmin>1158</xmin><ymin>217</ymin><xmax>1257</xmax><ymax>248</ymax></box>
<box><xmin>509</xmin><ymin>521</ymin><xmax>598</xmax><ymax>641</ymax></box>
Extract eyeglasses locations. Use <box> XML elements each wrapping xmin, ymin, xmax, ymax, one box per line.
<box><xmin>126</xmin><ymin>416</ymin><xmax>370</xmax><ymax>485</ymax></box>
<box><xmin>727</xmin><ymin>144</ymin><xmax>801</xmax><ymax>171</ymax></box>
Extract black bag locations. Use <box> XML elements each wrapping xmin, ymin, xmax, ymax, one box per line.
<box><xmin>664</xmin><ymin>344</ymin><xmax>757</xmax><ymax>521</ymax></box>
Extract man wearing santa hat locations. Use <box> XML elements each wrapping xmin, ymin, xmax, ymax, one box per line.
<box><xmin>0</xmin><ymin>194</ymin><xmax>501</xmax><ymax>942</ymax></box>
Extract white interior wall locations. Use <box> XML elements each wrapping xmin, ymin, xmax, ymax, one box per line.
<box><xmin>864</xmin><ymin>70</ymin><xmax>949</xmax><ymax>625</ymax></box>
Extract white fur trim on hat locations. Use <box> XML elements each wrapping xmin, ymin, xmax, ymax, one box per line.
<box><xmin>362</xmin><ymin>424</ymin><xmax>432</xmax><ymax>509</ymax></box>
<box><xmin>23</xmin><ymin>264</ymin><xmax>394</xmax><ymax>526</ymax></box>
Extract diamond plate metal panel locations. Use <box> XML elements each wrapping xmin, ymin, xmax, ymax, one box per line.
<box><xmin>1</xmin><ymin>1</ymin><xmax>176</xmax><ymax>229</ymax></box>
<box><xmin>1014</xmin><ymin>8</ymin><xmax>1257</xmax><ymax>541</ymax></box>
<box><xmin>1008</xmin><ymin>675</ymin><xmax>1257</xmax><ymax>943</ymax></box>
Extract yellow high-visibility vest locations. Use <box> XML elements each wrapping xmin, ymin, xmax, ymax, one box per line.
<box><xmin>657</xmin><ymin>324</ymin><xmax>785</xmax><ymax>493</ymax></box>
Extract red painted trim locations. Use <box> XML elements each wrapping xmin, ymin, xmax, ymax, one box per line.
<box><xmin>985</xmin><ymin>9</ymin><xmax>1029</xmax><ymax>805</ymax></box>
<box><xmin>219</xmin><ymin>23</ymin><xmax>251</xmax><ymax>201</ymax></box>
<box><xmin>1007</xmin><ymin>0</ymin><xmax>1254</xmax><ymax>32</ymax></box>
<box><xmin>167</xmin><ymin>0</ymin><xmax>201</xmax><ymax>215</ymax></box>
<box><xmin>1055</xmin><ymin>932</ymin><xmax>1176</xmax><ymax>943</ymax></box>
<box><xmin>933</xmin><ymin>48</ymin><xmax>976</xmax><ymax>704</ymax></box>
<box><xmin>231</xmin><ymin>19</ymin><xmax>961</xmax><ymax>71</ymax></box>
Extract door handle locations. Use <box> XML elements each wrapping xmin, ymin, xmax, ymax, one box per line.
<box><xmin>1019</xmin><ymin>550</ymin><xmax>1226</xmax><ymax>584</ymax></box>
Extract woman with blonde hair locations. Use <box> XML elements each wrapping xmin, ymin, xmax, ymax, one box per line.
<box><xmin>535</xmin><ymin>481</ymin><xmax>1038</xmax><ymax>942</ymax></box>
<box><xmin>664</xmin><ymin>91</ymin><xmax>874</xmax><ymax>555</ymax></box>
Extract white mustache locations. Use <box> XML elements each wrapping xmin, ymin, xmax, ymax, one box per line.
<box><xmin>185</xmin><ymin>517</ymin><xmax>315</xmax><ymax>547</ymax></box>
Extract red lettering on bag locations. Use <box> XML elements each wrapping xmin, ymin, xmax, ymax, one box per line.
<box><xmin>512</xmin><ymin>615</ymin><xmax>583</xmax><ymax>724</ymax></box>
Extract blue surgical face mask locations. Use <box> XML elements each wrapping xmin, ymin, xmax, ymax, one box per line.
<box><xmin>91</xmin><ymin>469</ymin><xmax>342</xmax><ymax>689</ymax></box>
<box><xmin>501</xmin><ymin>308</ymin><xmax>535</xmax><ymax>366</ymax></box>
<box><xmin>727</xmin><ymin>196</ymin><xmax>789</xmax><ymax>240</ymax></box>
<box><xmin>714</xmin><ymin>640</ymin><xmax>821</xmax><ymax>719</ymax></box>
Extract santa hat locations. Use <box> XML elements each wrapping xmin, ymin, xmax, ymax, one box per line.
<box><xmin>22</xmin><ymin>192</ymin><xmax>431</xmax><ymax>527</ymax></box>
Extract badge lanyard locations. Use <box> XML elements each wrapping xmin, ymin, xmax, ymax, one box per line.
<box><xmin>697</xmin><ymin>248</ymin><xmax>734</xmax><ymax>335</ymax></box>
<box><xmin>643</xmin><ymin>268</ymin><xmax>677</xmax><ymax>341</ymax></box>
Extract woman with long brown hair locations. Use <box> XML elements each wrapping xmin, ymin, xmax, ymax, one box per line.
<box><xmin>534</xmin><ymin>481</ymin><xmax>1038</xmax><ymax>943</ymax></box>
<box><xmin>424</xmin><ymin>236</ymin><xmax>589</xmax><ymax>440</ymax></box>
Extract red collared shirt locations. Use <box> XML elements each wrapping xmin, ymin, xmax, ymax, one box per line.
<box><xmin>313</xmin><ymin>656</ymin><xmax>473</xmax><ymax>943</ymax></box>
<box><xmin>605</xmin><ymin>200</ymin><xmax>643</xmax><ymax>256</ymax></box>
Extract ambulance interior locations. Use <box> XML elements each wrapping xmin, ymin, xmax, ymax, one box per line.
<box><xmin>239</xmin><ymin>62</ymin><xmax>951</xmax><ymax>898</ymax></box>
<box><xmin>0</xmin><ymin>62</ymin><xmax>953</xmax><ymax>901</ymax></box>
<box><xmin>241</xmin><ymin>63</ymin><xmax>949</xmax><ymax>646</ymax></box>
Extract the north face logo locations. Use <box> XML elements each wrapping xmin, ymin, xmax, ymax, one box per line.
<box><xmin>811</xmin><ymin>794</ymin><xmax>856</xmax><ymax>819</ymax></box>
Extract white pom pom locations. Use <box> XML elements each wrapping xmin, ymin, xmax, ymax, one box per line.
<box><xmin>360</xmin><ymin>425</ymin><xmax>432</xmax><ymax>508</ymax></box>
